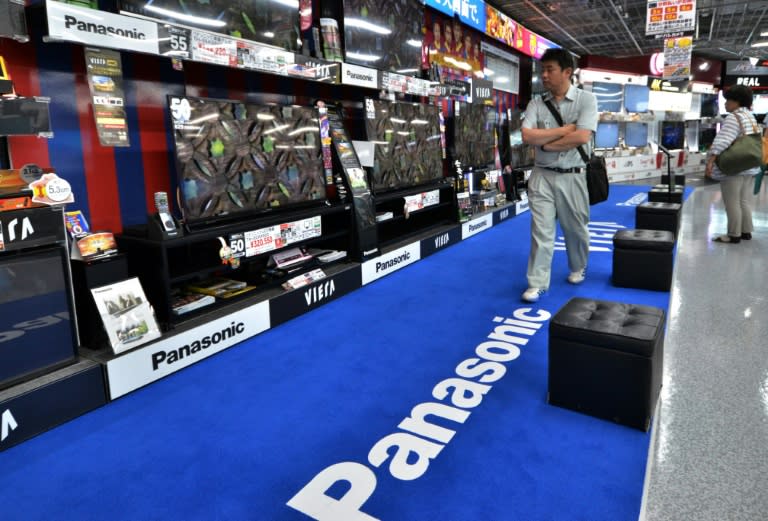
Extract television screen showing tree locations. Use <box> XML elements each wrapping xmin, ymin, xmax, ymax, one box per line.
<box><xmin>343</xmin><ymin>0</ymin><xmax>423</xmax><ymax>74</ymax></box>
<box><xmin>451</xmin><ymin>101</ymin><xmax>497</xmax><ymax>170</ymax></box>
<box><xmin>168</xmin><ymin>96</ymin><xmax>326</xmax><ymax>224</ymax></box>
<box><xmin>119</xmin><ymin>0</ymin><xmax>301</xmax><ymax>52</ymax></box>
<box><xmin>364</xmin><ymin>99</ymin><xmax>443</xmax><ymax>192</ymax></box>
<box><xmin>508</xmin><ymin>110</ymin><xmax>535</xmax><ymax>169</ymax></box>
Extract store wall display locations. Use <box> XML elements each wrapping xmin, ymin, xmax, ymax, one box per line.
<box><xmin>342</xmin><ymin>0</ymin><xmax>423</xmax><ymax>74</ymax></box>
<box><xmin>118</xmin><ymin>0</ymin><xmax>302</xmax><ymax>52</ymax></box>
<box><xmin>450</xmin><ymin>101</ymin><xmax>496</xmax><ymax>171</ymax></box>
<box><xmin>169</xmin><ymin>96</ymin><xmax>326</xmax><ymax>227</ymax></box>
<box><xmin>507</xmin><ymin>109</ymin><xmax>534</xmax><ymax>169</ymax></box>
<box><xmin>364</xmin><ymin>99</ymin><xmax>443</xmax><ymax>193</ymax></box>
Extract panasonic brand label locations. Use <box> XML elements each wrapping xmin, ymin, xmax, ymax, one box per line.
<box><xmin>47</xmin><ymin>1</ymin><xmax>159</xmax><ymax>54</ymax></box>
<box><xmin>342</xmin><ymin>63</ymin><xmax>379</xmax><ymax>88</ymax></box>
<box><xmin>105</xmin><ymin>301</ymin><xmax>269</xmax><ymax>399</ymax></box>
<box><xmin>462</xmin><ymin>214</ymin><xmax>493</xmax><ymax>239</ymax></box>
<box><xmin>362</xmin><ymin>243</ymin><xmax>420</xmax><ymax>285</ymax></box>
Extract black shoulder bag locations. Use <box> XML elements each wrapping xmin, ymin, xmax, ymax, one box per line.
<box><xmin>543</xmin><ymin>98</ymin><xmax>609</xmax><ymax>205</ymax></box>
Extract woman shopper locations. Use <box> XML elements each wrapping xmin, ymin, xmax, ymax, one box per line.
<box><xmin>704</xmin><ymin>84</ymin><xmax>761</xmax><ymax>243</ymax></box>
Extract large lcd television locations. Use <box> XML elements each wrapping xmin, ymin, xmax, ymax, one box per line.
<box><xmin>119</xmin><ymin>0</ymin><xmax>301</xmax><ymax>52</ymax></box>
<box><xmin>364</xmin><ymin>99</ymin><xmax>443</xmax><ymax>192</ymax></box>
<box><xmin>660</xmin><ymin>120</ymin><xmax>686</xmax><ymax>150</ymax></box>
<box><xmin>169</xmin><ymin>96</ymin><xmax>326</xmax><ymax>225</ymax></box>
<box><xmin>508</xmin><ymin>110</ymin><xmax>535</xmax><ymax>169</ymax></box>
<box><xmin>451</xmin><ymin>101</ymin><xmax>497</xmax><ymax>170</ymax></box>
<box><xmin>624</xmin><ymin>122</ymin><xmax>648</xmax><ymax>148</ymax></box>
<box><xmin>624</xmin><ymin>84</ymin><xmax>650</xmax><ymax>113</ymax></box>
<box><xmin>699</xmin><ymin>127</ymin><xmax>717</xmax><ymax>149</ymax></box>
<box><xmin>595</xmin><ymin>122</ymin><xmax>619</xmax><ymax>149</ymax></box>
<box><xmin>592</xmin><ymin>81</ymin><xmax>623</xmax><ymax>113</ymax></box>
<box><xmin>343</xmin><ymin>0</ymin><xmax>423</xmax><ymax>74</ymax></box>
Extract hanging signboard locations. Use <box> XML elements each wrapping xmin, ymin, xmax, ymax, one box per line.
<box><xmin>646</xmin><ymin>0</ymin><xmax>696</xmax><ymax>38</ymax></box>
<box><xmin>663</xmin><ymin>36</ymin><xmax>692</xmax><ymax>81</ymax></box>
<box><xmin>84</xmin><ymin>47</ymin><xmax>130</xmax><ymax>147</ymax></box>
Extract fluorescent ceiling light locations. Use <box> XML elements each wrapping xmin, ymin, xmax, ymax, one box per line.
<box><xmin>264</xmin><ymin>124</ymin><xmax>290</xmax><ymax>135</ymax></box>
<box><xmin>411</xmin><ymin>119</ymin><xmax>429</xmax><ymax>125</ymax></box>
<box><xmin>257</xmin><ymin>113</ymin><xmax>276</xmax><ymax>121</ymax></box>
<box><xmin>288</xmin><ymin>126</ymin><xmax>318</xmax><ymax>136</ymax></box>
<box><xmin>263</xmin><ymin>32</ymin><xmax>275</xmax><ymax>38</ymax></box>
<box><xmin>406</xmin><ymin>39</ymin><xmax>422</xmax><ymax>47</ymax></box>
<box><xmin>396</xmin><ymin>68</ymin><xmax>419</xmax><ymax>74</ymax></box>
<box><xmin>271</xmin><ymin>0</ymin><xmax>299</xmax><ymax>8</ymax></box>
<box><xmin>751</xmin><ymin>42</ymin><xmax>768</xmax><ymax>48</ymax></box>
<box><xmin>346</xmin><ymin>51</ymin><xmax>381</xmax><ymax>62</ymax></box>
<box><xmin>483</xmin><ymin>68</ymin><xmax>495</xmax><ymax>76</ymax></box>
<box><xmin>496</xmin><ymin>76</ymin><xmax>509</xmax><ymax>83</ymax></box>
<box><xmin>345</xmin><ymin>18</ymin><xmax>392</xmax><ymax>35</ymax></box>
<box><xmin>390</xmin><ymin>117</ymin><xmax>407</xmax><ymax>124</ymax></box>
<box><xmin>145</xmin><ymin>5</ymin><xmax>226</xmax><ymax>28</ymax></box>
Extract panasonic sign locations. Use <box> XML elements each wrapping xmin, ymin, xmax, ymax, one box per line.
<box><xmin>342</xmin><ymin>63</ymin><xmax>379</xmax><ymax>88</ymax></box>
<box><xmin>47</xmin><ymin>0</ymin><xmax>159</xmax><ymax>54</ymax></box>
<box><xmin>361</xmin><ymin>242</ymin><xmax>420</xmax><ymax>285</ymax></box>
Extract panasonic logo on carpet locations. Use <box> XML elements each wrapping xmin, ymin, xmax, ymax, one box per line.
<box><xmin>151</xmin><ymin>322</ymin><xmax>246</xmax><ymax>370</ymax></box>
<box><xmin>287</xmin><ymin>307</ymin><xmax>551</xmax><ymax>520</ymax></box>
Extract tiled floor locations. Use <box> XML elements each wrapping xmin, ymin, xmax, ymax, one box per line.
<box><xmin>637</xmin><ymin>177</ymin><xmax>768</xmax><ymax>521</ymax></box>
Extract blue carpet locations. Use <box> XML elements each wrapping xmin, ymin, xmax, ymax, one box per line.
<box><xmin>0</xmin><ymin>185</ymin><xmax>684</xmax><ymax>521</ymax></box>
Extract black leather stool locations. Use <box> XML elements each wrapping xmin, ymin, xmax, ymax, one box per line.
<box><xmin>659</xmin><ymin>173</ymin><xmax>685</xmax><ymax>186</ymax></box>
<box><xmin>647</xmin><ymin>186</ymin><xmax>683</xmax><ymax>204</ymax></box>
<box><xmin>612</xmin><ymin>229</ymin><xmax>675</xmax><ymax>291</ymax></box>
<box><xmin>548</xmin><ymin>297</ymin><xmax>665</xmax><ymax>431</ymax></box>
<box><xmin>635</xmin><ymin>201</ymin><xmax>682</xmax><ymax>237</ymax></box>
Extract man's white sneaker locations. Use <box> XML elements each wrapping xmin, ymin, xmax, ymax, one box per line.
<box><xmin>567</xmin><ymin>269</ymin><xmax>586</xmax><ymax>285</ymax></box>
<box><xmin>522</xmin><ymin>287</ymin><xmax>546</xmax><ymax>302</ymax></box>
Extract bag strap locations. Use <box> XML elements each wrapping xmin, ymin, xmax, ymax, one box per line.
<box><xmin>734</xmin><ymin>109</ymin><xmax>759</xmax><ymax>135</ymax></box>
<box><xmin>543</xmin><ymin>98</ymin><xmax>590</xmax><ymax>164</ymax></box>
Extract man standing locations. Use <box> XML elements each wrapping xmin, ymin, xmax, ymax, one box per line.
<box><xmin>520</xmin><ymin>48</ymin><xmax>598</xmax><ymax>303</ymax></box>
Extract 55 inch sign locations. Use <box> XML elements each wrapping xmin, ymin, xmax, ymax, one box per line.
<box><xmin>158</xmin><ymin>25</ymin><xmax>190</xmax><ymax>59</ymax></box>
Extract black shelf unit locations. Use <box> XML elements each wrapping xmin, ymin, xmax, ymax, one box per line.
<box><xmin>116</xmin><ymin>202</ymin><xmax>356</xmax><ymax>327</ymax></box>
<box><xmin>373</xmin><ymin>179</ymin><xmax>457</xmax><ymax>248</ymax></box>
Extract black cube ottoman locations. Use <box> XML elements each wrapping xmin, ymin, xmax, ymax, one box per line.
<box><xmin>635</xmin><ymin>201</ymin><xmax>682</xmax><ymax>237</ymax></box>
<box><xmin>548</xmin><ymin>297</ymin><xmax>665</xmax><ymax>431</ymax></box>
<box><xmin>660</xmin><ymin>173</ymin><xmax>685</xmax><ymax>186</ymax></box>
<box><xmin>612</xmin><ymin>229</ymin><xmax>675</xmax><ymax>291</ymax></box>
<box><xmin>648</xmin><ymin>186</ymin><xmax>683</xmax><ymax>204</ymax></box>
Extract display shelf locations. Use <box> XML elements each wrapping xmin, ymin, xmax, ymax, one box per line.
<box><xmin>116</xmin><ymin>203</ymin><xmax>356</xmax><ymax>327</ymax></box>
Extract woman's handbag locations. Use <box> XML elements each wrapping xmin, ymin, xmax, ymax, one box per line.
<box><xmin>716</xmin><ymin>113</ymin><xmax>763</xmax><ymax>175</ymax></box>
<box><xmin>543</xmin><ymin>99</ymin><xmax>609</xmax><ymax>205</ymax></box>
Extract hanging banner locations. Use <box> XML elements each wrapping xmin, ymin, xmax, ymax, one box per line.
<box><xmin>424</xmin><ymin>0</ymin><xmax>487</xmax><ymax>33</ymax></box>
<box><xmin>663</xmin><ymin>36</ymin><xmax>692</xmax><ymax>81</ymax></box>
<box><xmin>84</xmin><ymin>47</ymin><xmax>130</xmax><ymax>147</ymax></box>
<box><xmin>484</xmin><ymin>5</ymin><xmax>557</xmax><ymax>59</ymax></box>
<box><xmin>646</xmin><ymin>0</ymin><xmax>696</xmax><ymax>38</ymax></box>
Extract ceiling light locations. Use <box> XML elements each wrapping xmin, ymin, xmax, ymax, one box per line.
<box><xmin>345</xmin><ymin>18</ymin><xmax>392</xmax><ymax>35</ymax></box>
<box><xmin>406</xmin><ymin>39</ymin><xmax>422</xmax><ymax>48</ymax></box>
<box><xmin>145</xmin><ymin>5</ymin><xmax>226</xmax><ymax>27</ymax></box>
<box><xmin>751</xmin><ymin>42</ymin><xmax>768</xmax><ymax>48</ymax></box>
<box><xmin>698</xmin><ymin>61</ymin><xmax>710</xmax><ymax>71</ymax></box>
<box><xmin>346</xmin><ymin>51</ymin><xmax>381</xmax><ymax>62</ymax></box>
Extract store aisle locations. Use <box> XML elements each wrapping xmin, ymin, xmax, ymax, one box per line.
<box><xmin>640</xmin><ymin>183</ymin><xmax>768</xmax><ymax>521</ymax></box>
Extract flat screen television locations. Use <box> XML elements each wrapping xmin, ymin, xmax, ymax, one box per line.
<box><xmin>119</xmin><ymin>0</ymin><xmax>301</xmax><ymax>52</ymax></box>
<box><xmin>700</xmin><ymin>93</ymin><xmax>719</xmax><ymax>118</ymax></box>
<box><xmin>595</xmin><ymin>122</ymin><xmax>619</xmax><ymax>149</ymax></box>
<box><xmin>364</xmin><ymin>99</ymin><xmax>443</xmax><ymax>192</ymax></box>
<box><xmin>451</xmin><ymin>101</ymin><xmax>497</xmax><ymax>170</ymax></box>
<box><xmin>592</xmin><ymin>81</ymin><xmax>623</xmax><ymax>113</ymax></box>
<box><xmin>508</xmin><ymin>110</ymin><xmax>535</xmax><ymax>169</ymax></box>
<box><xmin>660</xmin><ymin>120</ymin><xmax>686</xmax><ymax>150</ymax></box>
<box><xmin>169</xmin><ymin>96</ymin><xmax>326</xmax><ymax>225</ymax></box>
<box><xmin>343</xmin><ymin>0</ymin><xmax>423</xmax><ymax>74</ymax></box>
<box><xmin>624</xmin><ymin>122</ymin><xmax>648</xmax><ymax>148</ymax></box>
<box><xmin>624</xmin><ymin>84</ymin><xmax>650</xmax><ymax>113</ymax></box>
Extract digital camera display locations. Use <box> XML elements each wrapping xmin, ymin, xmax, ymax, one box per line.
<box><xmin>451</xmin><ymin>101</ymin><xmax>497</xmax><ymax>170</ymax></box>
<box><xmin>364</xmin><ymin>99</ymin><xmax>443</xmax><ymax>192</ymax></box>
<box><xmin>169</xmin><ymin>96</ymin><xmax>326</xmax><ymax>224</ymax></box>
<box><xmin>343</xmin><ymin>0</ymin><xmax>423</xmax><ymax>74</ymax></box>
<box><xmin>120</xmin><ymin>0</ymin><xmax>301</xmax><ymax>52</ymax></box>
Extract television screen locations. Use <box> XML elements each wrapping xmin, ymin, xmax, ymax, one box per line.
<box><xmin>624</xmin><ymin>122</ymin><xmax>648</xmax><ymax>148</ymax></box>
<box><xmin>451</xmin><ymin>101</ymin><xmax>497</xmax><ymax>170</ymax></box>
<box><xmin>343</xmin><ymin>0</ymin><xmax>423</xmax><ymax>74</ymax></box>
<box><xmin>699</xmin><ymin>127</ymin><xmax>717</xmax><ymax>148</ymax></box>
<box><xmin>595</xmin><ymin>122</ymin><xmax>619</xmax><ymax>148</ymax></box>
<box><xmin>592</xmin><ymin>81</ymin><xmax>623</xmax><ymax>112</ymax></box>
<box><xmin>169</xmin><ymin>96</ymin><xmax>326</xmax><ymax>224</ymax></box>
<box><xmin>624</xmin><ymin>84</ymin><xmax>650</xmax><ymax>113</ymax></box>
<box><xmin>660</xmin><ymin>121</ymin><xmax>686</xmax><ymax>150</ymax></box>
<box><xmin>700</xmin><ymin>93</ymin><xmax>719</xmax><ymax>118</ymax></box>
<box><xmin>119</xmin><ymin>0</ymin><xmax>301</xmax><ymax>52</ymax></box>
<box><xmin>364</xmin><ymin>99</ymin><xmax>443</xmax><ymax>192</ymax></box>
<box><xmin>508</xmin><ymin>110</ymin><xmax>535</xmax><ymax>169</ymax></box>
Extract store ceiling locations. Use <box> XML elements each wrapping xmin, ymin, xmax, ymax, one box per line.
<box><xmin>494</xmin><ymin>0</ymin><xmax>768</xmax><ymax>62</ymax></box>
